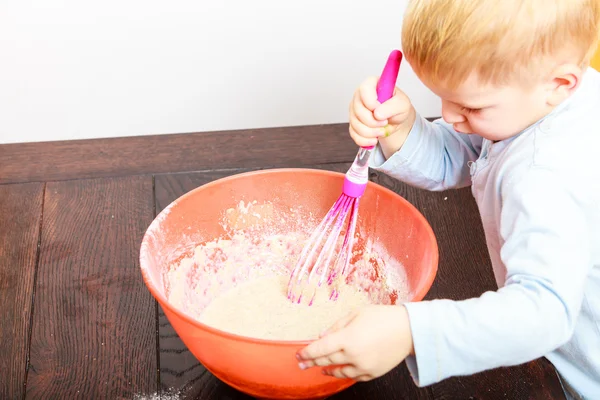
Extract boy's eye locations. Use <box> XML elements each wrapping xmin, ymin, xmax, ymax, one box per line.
<box><xmin>460</xmin><ymin>106</ymin><xmax>483</xmax><ymax>114</ymax></box>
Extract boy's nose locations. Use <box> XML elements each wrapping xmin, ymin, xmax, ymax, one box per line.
<box><xmin>442</xmin><ymin>102</ymin><xmax>466</xmax><ymax>124</ymax></box>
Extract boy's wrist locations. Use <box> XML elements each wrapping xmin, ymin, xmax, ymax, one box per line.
<box><xmin>400</xmin><ymin>304</ymin><xmax>416</xmax><ymax>356</ymax></box>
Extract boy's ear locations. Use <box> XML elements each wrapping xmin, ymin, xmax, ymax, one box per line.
<box><xmin>546</xmin><ymin>64</ymin><xmax>582</xmax><ymax>106</ymax></box>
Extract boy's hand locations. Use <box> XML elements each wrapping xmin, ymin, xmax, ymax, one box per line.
<box><xmin>296</xmin><ymin>305</ymin><xmax>414</xmax><ymax>381</ymax></box>
<box><xmin>349</xmin><ymin>77</ymin><xmax>416</xmax><ymax>159</ymax></box>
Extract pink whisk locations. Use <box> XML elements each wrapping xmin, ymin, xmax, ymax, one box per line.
<box><xmin>287</xmin><ymin>49</ymin><xmax>403</xmax><ymax>305</ymax></box>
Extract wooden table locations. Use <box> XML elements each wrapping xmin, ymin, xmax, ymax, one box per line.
<box><xmin>0</xmin><ymin>123</ymin><xmax>565</xmax><ymax>399</ymax></box>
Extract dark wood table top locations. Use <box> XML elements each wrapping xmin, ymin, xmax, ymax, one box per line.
<box><xmin>0</xmin><ymin>123</ymin><xmax>565</xmax><ymax>399</ymax></box>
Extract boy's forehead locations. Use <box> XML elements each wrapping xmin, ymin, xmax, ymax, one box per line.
<box><xmin>425</xmin><ymin>74</ymin><xmax>508</xmax><ymax>106</ymax></box>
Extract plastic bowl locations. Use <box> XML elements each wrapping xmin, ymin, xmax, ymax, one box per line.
<box><xmin>139</xmin><ymin>168</ymin><xmax>438</xmax><ymax>400</ymax></box>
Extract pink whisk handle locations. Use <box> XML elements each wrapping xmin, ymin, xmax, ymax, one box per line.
<box><xmin>376</xmin><ymin>50</ymin><xmax>403</xmax><ymax>103</ymax></box>
<box><xmin>346</xmin><ymin>49</ymin><xmax>403</xmax><ymax>197</ymax></box>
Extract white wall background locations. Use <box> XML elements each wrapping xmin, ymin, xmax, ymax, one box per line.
<box><xmin>0</xmin><ymin>0</ymin><xmax>441</xmax><ymax>144</ymax></box>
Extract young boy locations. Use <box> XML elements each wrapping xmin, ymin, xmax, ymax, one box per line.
<box><xmin>296</xmin><ymin>0</ymin><xmax>600</xmax><ymax>398</ymax></box>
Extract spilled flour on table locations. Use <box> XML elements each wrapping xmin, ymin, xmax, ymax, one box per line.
<box><xmin>133</xmin><ymin>390</ymin><xmax>180</xmax><ymax>400</ymax></box>
<box><xmin>164</xmin><ymin>200</ymin><xmax>410</xmax><ymax>340</ymax></box>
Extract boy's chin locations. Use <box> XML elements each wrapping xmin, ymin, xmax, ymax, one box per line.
<box><xmin>453</xmin><ymin>123</ymin><xmax>472</xmax><ymax>134</ymax></box>
<box><xmin>479</xmin><ymin>131</ymin><xmax>516</xmax><ymax>142</ymax></box>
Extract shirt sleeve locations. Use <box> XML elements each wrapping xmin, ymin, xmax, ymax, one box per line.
<box><xmin>369</xmin><ymin>113</ymin><xmax>483</xmax><ymax>191</ymax></box>
<box><xmin>402</xmin><ymin>166</ymin><xmax>591</xmax><ymax>386</ymax></box>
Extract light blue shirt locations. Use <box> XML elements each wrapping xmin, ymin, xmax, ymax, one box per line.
<box><xmin>369</xmin><ymin>68</ymin><xmax>600</xmax><ymax>399</ymax></box>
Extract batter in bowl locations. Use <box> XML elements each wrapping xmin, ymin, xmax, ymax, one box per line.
<box><xmin>198</xmin><ymin>275</ymin><xmax>372</xmax><ymax>340</ymax></box>
<box><xmin>164</xmin><ymin>201</ymin><xmax>409</xmax><ymax>341</ymax></box>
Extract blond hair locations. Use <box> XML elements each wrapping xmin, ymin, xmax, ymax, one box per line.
<box><xmin>401</xmin><ymin>0</ymin><xmax>600</xmax><ymax>88</ymax></box>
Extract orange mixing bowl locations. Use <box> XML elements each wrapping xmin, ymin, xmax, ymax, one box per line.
<box><xmin>139</xmin><ymin>168</ymin><xmax>438</xmax><ymax>400</ymax></box>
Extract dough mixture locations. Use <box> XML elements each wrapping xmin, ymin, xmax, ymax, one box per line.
<box><xmin>164</xmin><ymin>200</ymin><xmax>409</xmax><ymax>341</ymax></box>
<box><xmin>199</xmin><ymin>275</ymin><xmax>371</xmax><ymax>340</ymax></box>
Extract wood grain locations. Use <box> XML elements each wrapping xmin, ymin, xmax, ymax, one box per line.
<box><xmin>0</xmin><ymin>123</ymin><xmax>357</xmax><ymax>184</ymax></box>
<box><xmin>0</xmin><ymin>119</ymin><xmax>443</xmax><ymax>185</ymax></box>
<box><xmin>332</xmin><ymin>365</ymin><xmax>434</xmax><ymax>400</ymax></box>
<box><xmin>0</xmin><ymin>183</ymin><xmax>44</xmax><ymax>399</ymax></box>
<box><xmin>429</xmin><ymin>358</ymin><xmax>564</xmax><ymax>400</ymax></box>
<box><xmin>25</xmin><ymin>176</ymin><xmax>157</xmax><ymax>399</ymax></box>
<box><xmin>155</xmin><ymin>166</ymin><xmax>565</xmax><ymax>399</ymax></box>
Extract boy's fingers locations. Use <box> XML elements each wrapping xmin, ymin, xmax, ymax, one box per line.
<box><xmin>352</xmin><ymin>92</ymin><xmax>387</xmax><ymax>127</ymax></box>
<box><xmin>373</xmin><ymin>90</ymin><xmax>411</xmax><ymax>121</ymax></box>
<box><xmin>305</xmin><ymin>351</ymin><xmax>347</xmax><ymax>368</ymax></box>
<box><xmin>349</xmin><ymin>126</ymin><xmax>377</xmax><ymax>148</ymax></box>
<box><xmin>350</xmin><ymin>114</ymin><xmax>384</xmax><ymax>139</ymax></box>
<box><xmin>358</xmin><ymin>76</ymin><xmax>380</xmax><ymax>111</ymax></box>
<box><xmin>324</xmin><ymin>365</ymin><xmax>361</xmax><ymax>379</ymax></box>
<box><xmin>297</xmin><ymin>331</ymin><xmax>346</xmax><ymax>361</ymax></box>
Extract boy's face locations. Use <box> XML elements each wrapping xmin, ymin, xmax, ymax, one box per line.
<box><xmin>422</xmin><ymin>74</ymin><xmax>553</xmax><ymax>141</ymax></box>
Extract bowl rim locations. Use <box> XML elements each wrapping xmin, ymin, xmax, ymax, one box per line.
<box><xmin>139</xmin><ymin>167</ymin><xmax>439</xmax><ymax>346</ymax></box>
